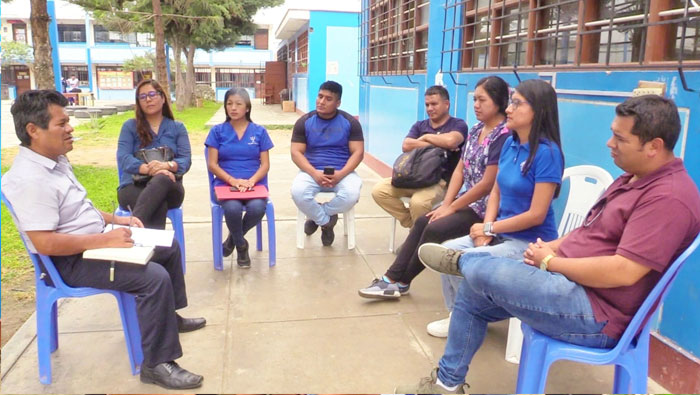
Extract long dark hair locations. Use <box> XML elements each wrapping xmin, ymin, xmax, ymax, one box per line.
<box><xmin>223</xmin><ymin>87</ymin><xmax>253</xmax><ymax>123</ymax></box>
<box><xmin>475</xmin><ymin>76</ymin><xmax>509</xmax><ymax>116</ymax></box>
<box><xmin>513</xmin><ymin>79</ymin><xmax>564</xmax><ymax>197</ymax></box>
<box><xmin>134</xmin><ymin>79</ymin><xmax>174</xmax><ymax>147</ymax></box>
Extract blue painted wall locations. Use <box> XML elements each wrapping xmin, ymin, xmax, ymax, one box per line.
<box><xmin>358</xmin><ymin>0</ymin><xmax>700</xmax><ymax>358</ymax></box>
<box><xmin>305</xmin><ymin>11</ymin><xmax>361</xmax><ymax>116</ymax></box>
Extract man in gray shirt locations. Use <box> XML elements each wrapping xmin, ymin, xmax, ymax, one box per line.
<box><xmin>2</xmin><ymin>90</ymin><xmax>204</xmax><ymax>390</ymax></box>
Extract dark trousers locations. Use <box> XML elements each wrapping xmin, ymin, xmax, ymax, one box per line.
<box><xmin>52</xmin><ymin>240</ymin><xmax>187</xmax><ymax>367</ymax></box>
<box><xmin>385</xmin><ymin>207</ymin><xmax>482</xmax><ymax>284</ymax></box>
<box><xmin>220</xmin><ymin>198</ymin><xmax>267</xmax><ymax>246</ymax></box>
<box><xmin>118</xmin><ymin>174</ymin><xmax>185</xmax><ymax>229</ymax></box>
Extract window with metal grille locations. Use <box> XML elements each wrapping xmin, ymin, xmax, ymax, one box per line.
<box><xmin>60</xmin><ymin>65</ymin><xmax>89</xmax><ymax>85</ymax></box>
<box><xmin>58</xmin><ymin>24</ymin><xmax>86</xmax><ymax>43</ymax></box>
<box><xmin>215</xmin><ymin>68</ymin><xmax>264</xmax><ymax>88</ymax></box>
<box><xmin>444</xmin><ymin>0</ymin><xmax>700</xmax><ymax>72</ymax></box>
<box><xmin>94</xmin><ymin>25</ymin><xmax>153</xmax><ymax>46</ymax></box>
<box><xmin>277</xmin><ymin>45</ymin><xmax>288</xmax><ymax>62</ymax></box>
<box><xmin>297</xmin><ymin>31</ymin><xmax>309</xmax><ymax>73</ymax></box>
<box><xmin>360</xmin><ymin>0</ymin><xmax>430</xmax><ymax>76</ymax></box>
<box><xmin>195</xmin><ymin>67</ymin><xmax>211</xmax><ymax>84</ymax></box>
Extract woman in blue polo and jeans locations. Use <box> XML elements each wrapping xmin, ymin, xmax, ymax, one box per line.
<box><xmin>401</xmin><ymin>79</ymin><xmax>565</xmax><ymax>393</ymax></box>
<box><xmin>206</xmin><ymin>88</ymin><xmax>274</xmax><ymax>268</ymax></box>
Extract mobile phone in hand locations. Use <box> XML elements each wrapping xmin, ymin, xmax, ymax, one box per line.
<box><xmin>323</xmin><ymin>166</ymin><xmax>335</xmax><ymax>175</ymax></box>
<box><xmin>229</xmin><ymin>186</ymin><xmax>239</xmax><ymax>192</ymax></box>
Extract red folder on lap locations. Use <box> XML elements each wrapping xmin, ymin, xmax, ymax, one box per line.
<box><xmin>215</xmin><ymin>185</ymin><xmax>269</xmax><ymax>200</ymax></box>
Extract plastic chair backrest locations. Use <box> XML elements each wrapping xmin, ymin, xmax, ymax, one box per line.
<box><xmin>617</xmin><ymin>231</ymin><xmax>700</xmax><ymax>349</ymax></box>
<box><xmin>1</xmin><ymin>192</ymin><xmax>69</xmax><ymax>291</ymax></box>
<box><xmin>558</xmin><ymin>165</ymin><xmax>614</xmax><ymax>236</ymax></box>
<box><xmin>204</xmin><ymin>147</ymin><xmax>217</xmax><ymax>203</ymax></box>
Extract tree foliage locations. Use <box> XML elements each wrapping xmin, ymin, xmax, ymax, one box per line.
<box><xmin>68</xmin><ymin>0</ymin><xmax>282</xmax><ymax>107</ymax></box>
<box><xmin>1</xmin><ymin>41</ymin><xmax>34</xmax><ymax>66</ymax></box>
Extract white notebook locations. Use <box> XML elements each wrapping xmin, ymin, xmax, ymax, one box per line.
<box><xmin>83</xmin><ymin>246</ymin><xmax>154</xmax><ymax>265</ymax></box>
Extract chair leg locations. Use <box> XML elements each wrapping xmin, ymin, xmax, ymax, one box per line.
<box><xmin>296</xmin><ymin>209</ymin><xmax>305</xmax><ymax>249</ymax></box>
<box><xmin>516</xmin><ymin>328</ymin><xmax>551</xmax><ymax>393</ymax></box>
<box><xmin>36</xmin><ymin>297</ymin><xmax>55</xmax><ymax>384</ymax></box>
<box><xmin>116</xmin><ymin>292</ymin><xmax>143</xmax><ymax>375</ymax></box>
<box><xmin>167</xmin><ymin>208</ymin><xmax>186</xmax><ymax>274</ymax></box>
<box><xmin>346</xmin><ymin>207</ymin><xmax>356</xmax><ymax>250</ymax></box>
<box><xmin>50</xmin><ymin>302</ymin><xmax>59</xmax><ymax>352</ymax></box>
<box><xmin>212</xmin><ymin>206</ymin><xmax>224</xmax><ymax>271</ymax></box>
<box><xmin>256</xmin><ymin>222</ymin><xmax>263</xmax><ymax>251</ymax></box>
<box><xmin>266</xmin><ymin>201</ymin><xmax>276</xmax><ymax>267</ymax></box>
<box><xmin>505</xmin><ymin>317</ymin><xmax>524</xmax><ymax>364</ymax></box>
<box><xmin>389</xmin><ymin>217</ymin><xmax>397</xmax><ymax>252</ymax></box>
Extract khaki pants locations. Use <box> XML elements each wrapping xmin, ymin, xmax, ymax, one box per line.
<box><xmin>371</xmin><ymin>177</ymin><xmax>447</xmax><ymax>228</ymax></box>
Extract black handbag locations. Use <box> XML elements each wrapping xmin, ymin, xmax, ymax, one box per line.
<box><xmin>132</xmin><ymin>146</ymin><xmax>177</xmax><ymax>184</ymax></box>
<box><xmin>391</xmin><ymin>145</ymin><xmax>448</xmax><ymax>189</ymax></box>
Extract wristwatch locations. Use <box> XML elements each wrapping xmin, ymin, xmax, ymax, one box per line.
<box><xmin>483</xmin><ymin>222</ymin><xmax>497</xmax><ymax>237</ymax></box>
<box><xmin>540</xmin><ymin>253</ymin><xmax>556</xmax><ymax>271</ymax></box>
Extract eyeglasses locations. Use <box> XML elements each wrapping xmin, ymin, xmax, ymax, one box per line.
<box><xmin>508</xmin><ymin>98</ymin><xmax>528</xmax><ymax>110</ymax></box>
<box><xmin>138</xmin><ymin>91</ymin><xmax>161</xmax><ymax>101</ymax></box>
<box><xmin>582</xmin><ymin>197</ymin><xmax>607</xmax><ymax>227</ymax></box>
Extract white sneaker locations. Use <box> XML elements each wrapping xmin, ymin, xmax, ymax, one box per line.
<box><xmin>427</xmin><ymin>313</ymin><xmax>451</xmax><ymax>338</ymax></box>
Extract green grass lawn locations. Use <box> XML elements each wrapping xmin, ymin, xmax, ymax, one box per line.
<box><xmin>1</xmin><ymin>164</ymin><xmax>119</xmax><ymax>284</ymax></box>
<box><xmin>73</xmin><ymin>100</ymin><xmax>220</xmax><ymax>145</ymax></box>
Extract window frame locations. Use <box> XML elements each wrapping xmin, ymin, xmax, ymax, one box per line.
<box><xmin>446</xmin><ymin>0</ymin><xmax>700</xmax><ymax>73</ymax></box>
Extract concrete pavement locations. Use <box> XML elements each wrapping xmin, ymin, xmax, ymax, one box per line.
<box><xmin>0</xmin><ymin>100</ymin><xmax>667</xmax><ymax>393</ymax></box>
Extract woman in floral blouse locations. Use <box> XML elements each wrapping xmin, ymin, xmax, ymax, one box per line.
<box><xmin>358</xmin><ymin>76</ymin><xmax>511</xmax><ymax>303</ymax></box>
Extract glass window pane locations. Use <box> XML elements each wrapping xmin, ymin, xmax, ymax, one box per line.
<box><xmin>597</xmin><ymin>0</ymin><xmax>647</xmax><ymax>64</ymax></box>
<box><xmin>539</xmin><ymin>0</ymin><xmax>579</xmax><ymax>65</ymax></box>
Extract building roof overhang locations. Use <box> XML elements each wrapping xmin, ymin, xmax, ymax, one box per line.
<box><xmin>274</xmin><ymin>9</ymin><xmax>310</xmax><ymax>41</ymax></box>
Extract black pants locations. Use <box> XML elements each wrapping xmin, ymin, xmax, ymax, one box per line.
<box><xmin>118</xmin><ymin>174</ymin><xmax>185</xmax><ymax>229</ymax></box>
<box><xmin>385</xmin><ymin>207</ymin><xmax>482</xmax><ymax>284</ymax></box>
<box><xmin>52</xmin><ymin>241</ymin><xmax>187</xmax><ymax>368</ymax></box>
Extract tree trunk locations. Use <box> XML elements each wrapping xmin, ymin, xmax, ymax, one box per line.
<box><xmin>173</xmin><ymin>42</ymin><xmax>185</xmax><ymax>111</ymax></box>
<box><xmin>30</xmin><ymin>0</ymin><xmax>55</xmax><ymax>90</ymax></box>
<box><xmin>152</xmin><ymin>0</ymin><xmax>169</xmax><ymax>98</ymax></box>
<box><xmin>185</xmin><ymin>43</ymin><xmax>196</xmax><ymax>108</ymax></box>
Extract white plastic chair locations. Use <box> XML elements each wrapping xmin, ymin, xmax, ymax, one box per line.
<box><xmin>504</xmin><ymin>165</ymin><xmax>614</xmax><ymax>364</ymax></box>
<box><xmin>296</xmin><ymin>192</ymin><xmax>356</xmax><ymax>250</ymax></box>
<box><xmin>389</xmin><ymin>197</ymin><xmax>411</xmax><ymax>252</ymax></box>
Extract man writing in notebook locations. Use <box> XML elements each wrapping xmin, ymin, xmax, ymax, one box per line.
<box><xmin>1</xmin><ymin>90</ymin><xmax>205</xmax><ymax>390</ymax></box>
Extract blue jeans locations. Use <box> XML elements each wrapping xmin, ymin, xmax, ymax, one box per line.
<box><xmin>290</xmin><ymin>171</ymin><xmax>362</xmax><ymax>226</ymax></box>
<box><xmin>220</xmin><ymin>198</ymin><xmax>267</xmax><ymax>246</ymax></box>
<box><xmin>439</xmin><ymin>235</ymin><xmax>530</xmax><ymax>311</ymax></box>
<box><xmin>437</xmin><ymin>253</ymin><xmax>617</xmax><ymax>387</ymax></box>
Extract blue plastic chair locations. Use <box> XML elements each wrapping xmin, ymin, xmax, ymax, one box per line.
<box><xmin>516</xmin><ymin>231</ymin><xmax>700</xmax><ymax>394</ymax></box>
<box><xmin>1</xmin><ymin>192</ymin><xmax>143</xmax><ymax>385</ymax></box>
<box><xmin>205</xmin><ymin>148</ymin><xmax>276</xmax><ymax>270</ymax></box>
<box><xmin>115</xmin><ymin>157</ymin><xmax>186</xmax><ymax>273</ymax></box>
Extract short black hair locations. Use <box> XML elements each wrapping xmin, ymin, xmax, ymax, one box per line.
<box><xmin>320</xmin><ymin>81</ymin><xmax>342</xmax><ymax>100</ymax></box>
<box><xmin>11</xmin><ymin>90</ymin><xmax>68</xmax><ymax>147</ymax></box>
<box><xmin>615</xmin><ymin>95</ymin><xmax>681</xmax><ymax>151</ymax></box>
<box><xmin>425</xmin><ymin>85</ymin><xmax>449</xmax><ymax>101</ymax></box>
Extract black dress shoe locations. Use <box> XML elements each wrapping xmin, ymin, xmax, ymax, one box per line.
<box><xmin>304</xmin><ymin>219</ymin><xmax>319</xmax><ymax>235</ymax></box>
<box><xmin>140</xmin><ymin>361</ymin><xmax>203</xmax><ymax>390</ymax></box>
<box><xmin>222</xmin><ymin>233</ymin><xmax>235</xmax><ymax>257</ymax></box>
<box><xmin>236</xmin><ymin>239</ymin><xmax>251</xmax><ymax>268</ymax></box>
<box><xmin>321</xmin><ymin>214</ymin><xmax>338</xmax><ymax>246</ymax></box>
<box><xmin>176</xmin><ymin>314</ymin><xmax>206</xmax><ymax>333</ymax></box>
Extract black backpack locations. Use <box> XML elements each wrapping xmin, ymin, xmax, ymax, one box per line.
<box><xmin>391</xmin><ymin>145</ymin><xmax>447</xmax><ymax>189</ymax></box>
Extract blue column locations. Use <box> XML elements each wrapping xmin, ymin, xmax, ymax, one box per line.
<box><xmin>47</xmin><ymin>0</ymin><xmax>62</xmax><ymax>91</ymax></box>
<box><xmin>87</xmin><ymin>48</ymin><xmax>94</xmax><ymax>92</ymax></box>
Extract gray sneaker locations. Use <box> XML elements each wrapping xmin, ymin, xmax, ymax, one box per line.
<box><xmin>394</xmin><ymin>367</ymin><xmax>467</xmax><ymax>394</ymax></box>
<box><xmin>358</xmin><ymin>278</ymin><xmax>401</xmax><ymax>299</ymax></box>
<box><xmin>417</xmin><ymin>243</ymin><xmax>464</xmax><ymax>276</ymax></box>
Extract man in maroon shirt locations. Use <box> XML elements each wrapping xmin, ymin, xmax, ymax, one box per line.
<box><xmin>399</xmin><ymin>95</ymin><xmax>700</xmax><ymax>393</ymax></box>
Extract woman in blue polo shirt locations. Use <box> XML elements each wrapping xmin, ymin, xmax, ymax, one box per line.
<box><xmin>205</xmin><ymin>88</ymin><xmax>274</xmax><ymax>267</ymax></box>
<box><xmin>424</xmin><ymin>78</ymin><xmax>564</xmax><ymax>280</ymax></box>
